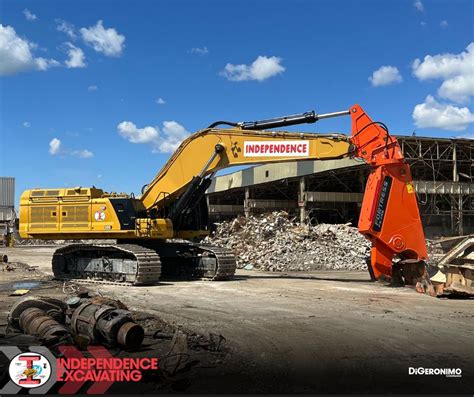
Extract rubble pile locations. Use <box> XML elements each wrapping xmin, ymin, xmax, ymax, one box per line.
<box><xmin>204</xmin><ymin>211</ymin><xmax>371</xmax><ymax>272</ymax></box>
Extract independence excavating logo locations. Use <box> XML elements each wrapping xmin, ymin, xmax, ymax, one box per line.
<box><xmin>408</xmin><ymin>367</ymin><xmax>462</xmax><ymax>378</ymax></box>
<box><xmin>9</xmin><ymin>352</ymin><xmax>52</xmax><ymax>388</ymax></box>
<box><xmin>0</xmin><ymin>345</ymin><xmax>159</xmax><ymax>394</ymax></box>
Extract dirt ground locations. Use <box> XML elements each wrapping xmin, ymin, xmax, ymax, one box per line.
<box><xmin>1</xmin><ymin>246</ymin><xmax>473</xmax><ymax>394</ymax></box>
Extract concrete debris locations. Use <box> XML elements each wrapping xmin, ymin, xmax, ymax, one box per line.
<box><xmin>243</xmin><ymin>264</ymin><xmax>254</xmax><ymax>271</ymax></box>
<box><xmin>426</xmin><ymin>239</ymin><xmax>445</xmax><ymax>263</ymax></box>
<box><xmin>204</xmin><ymin>211</ymin><xmax>371</xmax><ymax>272</ymax></box>
<box><xmin>435</xmin><ymin>235</ymin><xmax>474</xmax><ymax>297</ymax></box>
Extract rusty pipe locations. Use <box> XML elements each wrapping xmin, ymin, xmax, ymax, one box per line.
<box><xmin>71</xmin><ymin>302</ymin><xmax>144</xmax><ymax>348</ymax></box>
<box><xmin>19</xmin><ymin>307</ymin><xmax>72</xmax><ymax>340</ymax></box>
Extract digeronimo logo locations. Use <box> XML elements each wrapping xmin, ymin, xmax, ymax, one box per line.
<box><xmin>9</xmin><ymin>352</ymin><xmax>52</xmax><ymax>388</ymax></box>
<box><xmin>408</xmin><ymin>367</ymin><xmax>462</xmax><ymax>378</ymax></box>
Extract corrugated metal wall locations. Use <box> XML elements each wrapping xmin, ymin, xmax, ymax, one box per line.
<box><xmin>0</xmin><ymin>177</ymin><xmax>15</xmax><ymax>223</ymax></box>
<box><xmin>0</xmin><ymin>207</ymin><xmax>15</xmax><ymax>222</ymax></box>
<box><xmin>0</xmin><ymin>177</ymin><xmax>15</xmax><ymax>207</ymax></box>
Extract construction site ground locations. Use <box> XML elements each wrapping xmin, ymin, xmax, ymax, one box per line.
<box><xmin>1</xmin><ymin>246</ymin><xmax>473</xmax><ymax>394</ymax></box>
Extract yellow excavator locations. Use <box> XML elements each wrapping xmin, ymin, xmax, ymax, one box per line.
<box><xmin>19</xmin><ymin>104</ymin><xmax>432</xmax><ymax>291</ymax></box>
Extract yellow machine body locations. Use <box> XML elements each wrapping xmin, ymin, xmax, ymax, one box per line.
<box><xmin>19</xmin><ymin>188</ymin><xmax>173</xmax><ymax>240</ymax></box>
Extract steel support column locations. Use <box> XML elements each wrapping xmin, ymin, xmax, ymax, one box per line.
<box><xmin>299</xmin><ymin>177</ymin><xmax>306</xmax><ymax>224</ymax></box>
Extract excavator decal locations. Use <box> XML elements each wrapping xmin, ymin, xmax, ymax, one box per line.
<box><xmin>373</xmin><ymin>176</ymin><xmax>392</xmax><ymax>232</ymax></box>
<box><xmin>244</xmin><ymin>141</ymin><xmax>310</xmax><ymax>157</ymax></box>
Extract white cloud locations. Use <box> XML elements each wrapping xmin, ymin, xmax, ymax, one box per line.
<box><xmin>49</xmin><ymin>138</ymin><xmax>62</xmax><ymax>155</ymax></box>
<box><xmin>414</xmin><ymin>0</ymin><xmax>424</xmax><ymax>11</ymax></box>
<box><xmin>221</xmin><ymin>55</ymin><xmax>285</xmax><ymax>82</ymax></box>
<box><xmin>369</xmin><ymin>66</ymin><xmax>403</xmax><ymax>87</ymax></box>
<box><xmin>0</xmin><ymin>24</ymin><xmax>59</xmax><ymax>75</ymax></box>
<box><xmin>190</xmin><ymin>46</ymin><xmax>209</xmax><ymax>55</ymax></box>
<box><xmin>438</xmin><ymin>74</ymin><xmax>474</xmax><ymax>104</ymax></box>
<box><xmin>440</xmin><ymin>20</ymin><xmax>448</xmax><ymax>28</ymax></box>
<box><xmin>35</xmin><ymin>57</ymin><xmax>60</xmax><ymax>71</ymax></box>
<box><xmin>23</xmin><ymin>9</ymin><xmax>37</xmax><ymax>21</ymax></box>
<box><xmin>22</xmin><ymin>121</ymin><xmax>30</xmax><ymax>128</ymax></box>
<box><xmin>117</xmin><ymin>121</ymin><xmax>159</xmax><ymax>144</ymax></box>
<box><xmin>56</xmin><ymin>19</ymin><xmax>76</xmax><ymax>39</ymax></box>
<box><xmin>412</xmin><ymin>43</ymin><xmax>474</xmax><ymax>103</ymax></box>
<box><xmin>413</xmin><ymin>95</ymin><xmax>474</xmax><ymax>131</ymax></box>
<box><xmin>49</xmin><ymin>137</ymin><xmax>94</xmax><ymax>158</ymax></box>
<box><xmin>156</xmin><ymin>97</ymin><xmax>166</xmax><ymax>105</ymax></box>
<box><xmin>420</xmin><ymin>21</ymin><xmax>427</xmax><ymax>27</ymax></box>
<box><xmin>64</xmin><ymin>42</ymin><xmax>86</xmax><ymax>68</ymax></box>
<box><xmin>117</xmin><ymin>120</ymin><xmax>190</xmax><ymax>153</ymax></box>
<box><xmin>157</xmin><ymin>121</ymin><xmax>190</xmax><ymax>153</ymax></box>
<box><xmin>80</xmin><ymin>20</ymin><xmax>125</xmax><ymax>57</ymax></box>
<box><xmin>72</xmin><ymin>149</ymin><xmax>94</xmax><ymax>158</ymax></box>
<box><xmin>412</xmin><ymin>43</ymin><xmax>473</xmax><ymax>81</ymax></box>
<box><xmin>88</xmin><ymin>85</ymin><xmax>98</xmax><ymax>92</ymax></box>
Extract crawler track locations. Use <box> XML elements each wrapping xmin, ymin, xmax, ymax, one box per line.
<box><xmin>52</xmin><ymin>244</ymin><xmax>161</xmax><ymax>286</ymax></box>
<box><xmin>197</xmin><ymin>244</ymin><xmax>237</xmax><ymax>280</ymax></box>
<box><xmin>52</xmin><ymin>242</ymin><xmax>236</xmax><ymax>286</ymax></box>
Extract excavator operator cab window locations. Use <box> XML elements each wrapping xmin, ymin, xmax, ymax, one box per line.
<box><xmin>149</xmin><ymin>208</ymin><xmax>159</xmax><ymax>219</ymax></box>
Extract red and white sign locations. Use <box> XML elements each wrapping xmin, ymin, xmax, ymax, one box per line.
<box><xmin>94</xmin><ymin>210</ymin><xmax>106</xmax><ymax>222</ymax></box>
<box><xmin>244</xmin><ymin>141</ymin><xmax>309</xmax><ymax>157</ymax></box>
<box><xmin>9</xmin><ymin>352</ymin><xmax>52</xmax><ymax>388</ymax></box>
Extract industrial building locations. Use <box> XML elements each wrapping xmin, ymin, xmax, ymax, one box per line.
<box><xmin>207</xmin><ymin>136</ymin><xmax>474</xmax><ymax>238</ymax></box>
<box><xmin>0</xmin><ymin>177</ymin><xmax>15</xmax><ymax>241</ymax></box>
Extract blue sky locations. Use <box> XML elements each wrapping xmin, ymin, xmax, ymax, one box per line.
<box><xmin>1</xmin><ymin>0</ymin><xmax>473</xmax><ymax>206</ymax></box>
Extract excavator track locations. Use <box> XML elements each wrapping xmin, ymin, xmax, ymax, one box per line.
<box><xmin>52</xmin><ymin>244</ymin><xmax>162</xmax><ymax>286</ymax></box>
<box><xmin>52</xmin><ymin>242</ymin><xmax>236</xmax><ymax>286</ymax></box>
<box><xmin>148</xmin><ymin>242</ymin><xmax>237</xmax><ymax>280</ymax></box>
<box><xmin>197</xmin><ymin>244</ymin><xmax>237</xmax><ymax>280</ymax></box>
